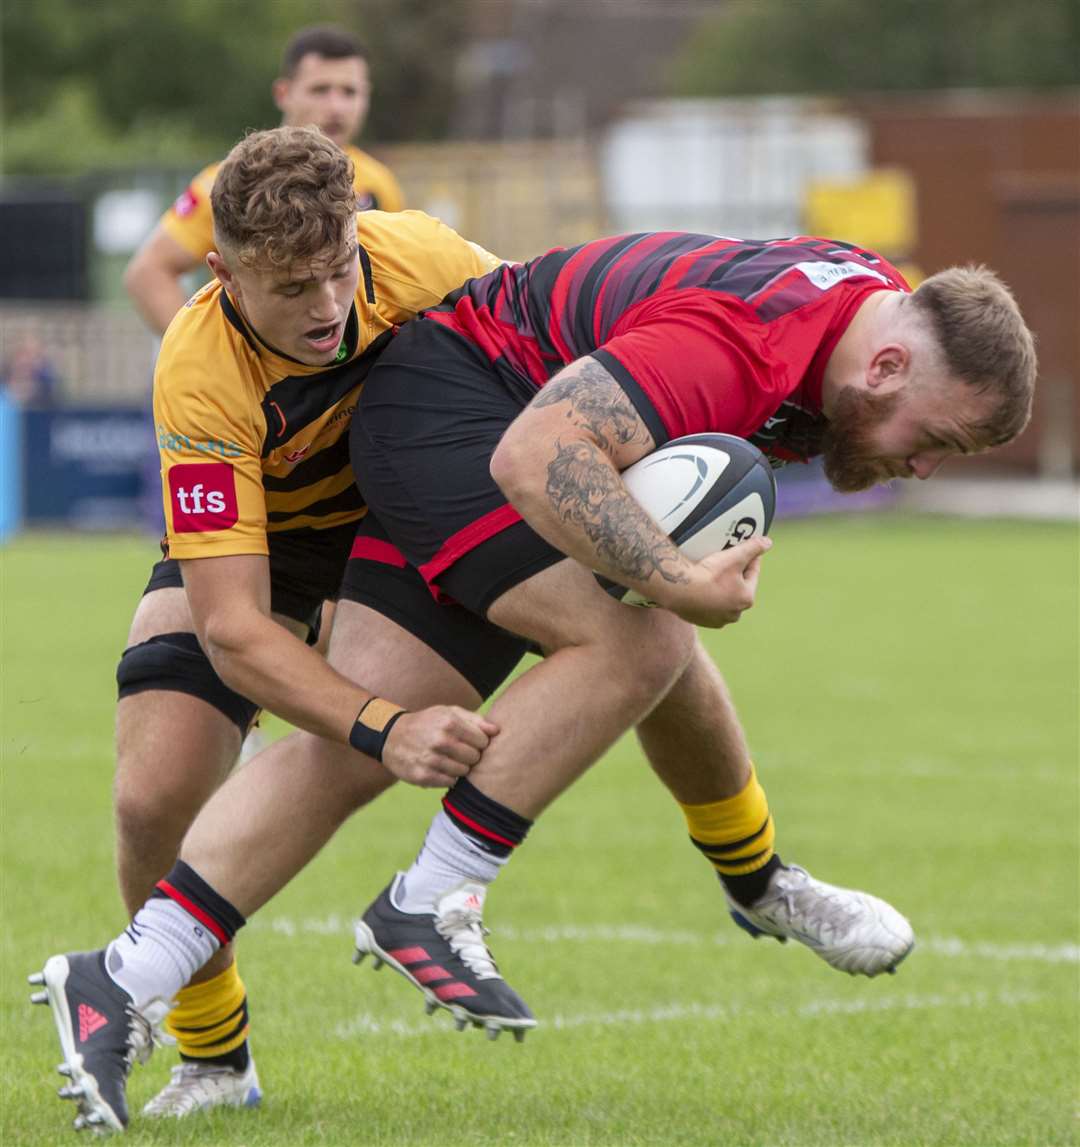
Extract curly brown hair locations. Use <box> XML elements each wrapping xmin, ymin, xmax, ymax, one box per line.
<box><xmin>910</xmin><ymin>266</ymin><xmax>1037</xmax><ymax>446</ymax></box>
<box><xmin>211</xmin><ymin>126</ymin><xmax>356</xmax><ymax>270</ymax></box>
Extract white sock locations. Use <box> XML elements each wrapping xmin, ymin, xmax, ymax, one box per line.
<box><xmin>394</xmin><ymin>810</ymin><xmax>508</xmax><ymax>913</ymax></box>
<box><xmin>104</xmin><ymin>897</ymin><xmax>220</xmax><ymax>1010</ymax></box>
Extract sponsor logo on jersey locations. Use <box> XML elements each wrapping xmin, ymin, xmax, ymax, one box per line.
<box><xmin>168</xmin><ymin>462</ymin><xmax>239</xmax><ymax>532</ymax></box>
<box><xmin>327</xmin><ymin>403</ymin><xmax>356</xmax><ymax>427</ymax></box>
<box><xmin>173</xmin><ymin>187</ymin><xmax>199</xmax><ymax>218</ymax></box>
<box><xmin>283</xmin><ymin>445</ymin><xmax>310</xmax><ymax>463</ymax></box>
<box><xmin>792</xmin><ymin>260</ymin><xmax>890</xmax><ymax>291</ymax></box>
<box><xmin>158</xmin><ymin>425</ymin><xmax>244</xmax><ymax>459</ymax></box>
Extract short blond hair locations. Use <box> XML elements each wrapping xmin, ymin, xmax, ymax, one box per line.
<box><xmin>211</xmin><ymin>126</ymin><xmax>356</xmax><ymax>269</ymax></box>
<box><xmin>910</xmin><ymin>266</ymin><xmax>1037</xmax><ymax>446</ymax></box>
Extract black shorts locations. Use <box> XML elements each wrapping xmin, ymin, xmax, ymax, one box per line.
<box><xmin>351</xmin><ymin>318</ymin><xmax>562</xmax><ymax>615</ymax></box>
<box><xmin>143</xmin><ymin>522</ymin><xmax>357</xmax><ymax>634</ymax></box>
<box><xmin>339</xmin><ymin>513</ymin><xmax>528</xmax><ymax>700</ymax></box>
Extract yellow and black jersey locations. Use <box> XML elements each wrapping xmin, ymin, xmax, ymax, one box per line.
<box><xmin>154</xmin><ymin>210</ymin><xmax>500</xmax><ymax>561</ymax></box>
<box><xmin>161</xmin><ymin>144</ymin><xmax>405</xmax><ymax>260</ymax></box>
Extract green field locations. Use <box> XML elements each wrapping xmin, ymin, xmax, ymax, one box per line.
<box><xmin>2</xmin><ymin>515</ymin><xmax>1077</xmax><ymax>1146</ymax></box>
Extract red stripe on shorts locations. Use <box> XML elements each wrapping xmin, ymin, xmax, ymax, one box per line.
<box><xmin>349</xmin><ymin>536</ymin><xmax>407</xmax><ymax>567</ymax></box>
<box><xmin>418</xmin><ymin>503</ymin><xmax>523</xmax><ymax>586</ymax></box>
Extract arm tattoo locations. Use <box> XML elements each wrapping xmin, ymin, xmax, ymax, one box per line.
<box><xmin>531</xmin><ymin>360</ymin><xmax>652</xmax><ymax>455</ymax></box>
<box><xmin>545</xmin><ymin>438</ymin><xmax>689</xmax><ymax>586</ymax></box>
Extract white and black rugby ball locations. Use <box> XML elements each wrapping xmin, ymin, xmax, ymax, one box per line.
<box><xmin>612</xmin><ymin>433</ymin><xmax>776</xmax><ymax>606</ymax></box>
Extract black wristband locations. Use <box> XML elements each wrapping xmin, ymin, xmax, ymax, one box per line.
<box><xmin>349</xmin><ymin>698</ymin><xmax>408</xmax><ymax>762</ymax></box>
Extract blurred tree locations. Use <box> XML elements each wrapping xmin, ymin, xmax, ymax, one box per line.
<box><xmin>673</xmin><ymin>0</ymin><xmax>1080</xmax><ymax>96</ymax></box>
<box><xmin>0</xmin><ymin>0</ymin><xmax>465</xmax><ymax>174</ymax></box>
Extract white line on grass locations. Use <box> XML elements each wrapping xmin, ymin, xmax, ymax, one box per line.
<box><xmin>248</xmin><ymin>915</ymin><xmax>1078</xmax><ymax>963</ymax></box>
<box><xmin>920</xmin><ymin>937</ymin><xmax>1080</xmax><ymax>963</ymax></box>
<box><xmin>332</xmin><ymin>986</ymin><xmax>1043</xmax><ymax>1041</ymax></box>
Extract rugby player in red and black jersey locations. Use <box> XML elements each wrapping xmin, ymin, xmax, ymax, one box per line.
<box><xmin>33</xmin><ymin>227</ymin><xmax>1036</xmax><ymax>1134</ymax></box>
<box><xmin>338</xmin><ymin>232</ymin><xmax>1034</xmax><ymax>1013</ymax></box>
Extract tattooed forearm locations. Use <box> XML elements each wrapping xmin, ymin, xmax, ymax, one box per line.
<box><xmin>531</xmin><ymin>361</ymin><xmax>652</xmax><ymax>455</ymax></box>
<box><xmin>545</xmin><ymin>438</ymin><xmax>690</xmax><ymax>586</ymax></box>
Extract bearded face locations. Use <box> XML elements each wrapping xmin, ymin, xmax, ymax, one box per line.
<box><xmin>821</xmin><ymin>385</ymin><xmax>906</xmax><ymax>493</ymax></box>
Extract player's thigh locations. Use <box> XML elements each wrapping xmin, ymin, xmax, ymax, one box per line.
<box><xmin>328</xmin><ymin>602</ymin><xmax>482</xmax><ymax>711</ymax></box>
<box><xmin>126</xmin><ymin>585</ymin><xmax>193</xmax><ymax>645</ymax></box>
<box><xmin>337</xmin><ymin>524</ymin><xmax>529</xmax><ymax>708</ymax></box>
<box><xmin>486</xmin><ymin>556</ymin><xmax>695</xmax><ymax>663</ymax></box>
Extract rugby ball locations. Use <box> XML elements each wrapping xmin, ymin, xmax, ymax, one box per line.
<box><xmin>611</xmin><ymin>433</ymin><xmax>776</xmax><ymax>606</ymax></box>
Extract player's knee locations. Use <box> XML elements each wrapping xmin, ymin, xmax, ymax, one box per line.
<box><xmin>116</xmin><ymin>633</ymin><xmax>259</xmax><ymax>736</ymax></box>
<box><xmin>622</xmin><ymin>610</ymin><xmax>697</xmax><ymax>703</ymax></box>
<box><xmin>113</xmin><ymin>769</ymin><xmax>195</xmax><ymax>858</ymax></box>
<box><xmin>587</xmin><ymin>608</ymin><xmax>695</xmax><ymax>710</ymax></box>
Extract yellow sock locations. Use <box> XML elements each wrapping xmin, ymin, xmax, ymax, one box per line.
<box><xmin>165</xmin><ymin>961</ymin><xmax>249</xmax><ymax>1059</ymax></box>
<box><xmin>678</xmin><ymin>763</ymin><xmax>775</xmax><ymax>876</ymax></box>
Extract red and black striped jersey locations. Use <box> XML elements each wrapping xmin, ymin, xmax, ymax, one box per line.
<box><xmin>424</xmin><ymin>233</ymin><xmax>910</xmax><ymax>465</ymax></box>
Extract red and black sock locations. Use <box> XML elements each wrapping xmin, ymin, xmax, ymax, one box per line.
<box><xmin>153</xmin><ymin>859</ymin><xmax>247</xmax><ymax>947</ymax></box>
<box><xmin>442</xmin><ymin>778</ymin><xmax>532</xmax><ymax>858</ymax></box>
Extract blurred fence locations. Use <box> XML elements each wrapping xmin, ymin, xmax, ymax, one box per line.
<box><xmin>0</xmin><ymin>303</ymin><xmax>156</xmax><ymax>404</ymax></box>
<box><xmin>379</xmin><ymin>137</ymin><xmax>605</xmax><ymax>262</ymax></box>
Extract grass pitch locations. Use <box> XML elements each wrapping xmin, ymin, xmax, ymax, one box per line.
<box><xmin>2</xmin><ymin>515</ymin><xmax>1077</xmax><ymax>1146</ymax></box>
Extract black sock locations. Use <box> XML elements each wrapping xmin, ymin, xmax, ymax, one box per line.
<box><xmin>181</xmin><ymin>1041</ymin><xmax>250</xmax><ymax>1072</ymax></box>
<box><xmin>720</xmin><ymin>854</ymin><xmax>784</xmax><ymax>908</ymax></box>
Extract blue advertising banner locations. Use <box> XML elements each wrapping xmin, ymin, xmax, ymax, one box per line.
<box><xmin>0</xmin><ymin>390</ymin><xmax>22</xmax><ymax>541</ymax></box>
<box><xmin>22</xmin><ymin>407</ymin><xmax>154</xmax><ymax>528</ymax></box>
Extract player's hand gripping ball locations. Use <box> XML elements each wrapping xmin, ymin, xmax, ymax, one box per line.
<box><xmin>613</xmin><ymin>433</ymin><xmax>777</xmax><ymax>606</ymax></box>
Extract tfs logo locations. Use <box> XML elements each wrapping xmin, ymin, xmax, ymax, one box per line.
<box><xmin>168</xmin><ymin>463</ymin><xmax>238</xmax><ymax>533</ymax></box>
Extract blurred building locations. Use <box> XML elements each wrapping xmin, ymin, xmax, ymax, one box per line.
<box><xmin>856</xmin><ymin>90</ymin><xmax>1080</xmax><ymax>479</ymax></box>
<box><xmin>450</xmin><ymin>0</ymin><xmax>704</xmax><ymax>140</ymax></box>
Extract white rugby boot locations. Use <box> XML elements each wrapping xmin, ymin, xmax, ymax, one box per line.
<box><xmin>725</xmin><ymin>864</ymin><xmax>915</xmax><ymax>976</ymax></box>
<box><xmin>142</xmin><ymin>1057</ymin><xmax>262</xmax><ymax>1118</ymax></box>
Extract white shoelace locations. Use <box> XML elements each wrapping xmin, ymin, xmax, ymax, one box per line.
<box><xmin>125</xmin><ymin>1008</ymin><xmax>155</xmax><ymax>1068</ymax></box>
<box><xmin>767</xmin><ymin>869</ymin><xmax>864</xmax><ymax>944</ymax></box>
<box><xmin>436</xmin><ymin>908</ymin><xmax>501</xmax><ymax>980</ymax></box>
<box><xmin>143</xmin><ymin>1063</ymin><xmax>243</xmax><ymax>1115</ymax></box>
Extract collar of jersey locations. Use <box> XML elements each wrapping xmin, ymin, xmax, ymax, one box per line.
<box><xmin>219</xmin><ymin>290</ymin><xmax>360</xmax><ymax>374</ymax></box>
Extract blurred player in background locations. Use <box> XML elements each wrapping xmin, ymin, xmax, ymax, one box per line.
<box><xmin>31</xmin><ymin>127</ymin><xmax>1037</xmax><ymax>1133</ymax></box>
<box><xmin>124</xmin><ymin>24</ymin><xmax>403</xmax><ymax>336</ymax></box>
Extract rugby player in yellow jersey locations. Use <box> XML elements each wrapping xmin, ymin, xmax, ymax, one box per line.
<box><xmin>124</xmin><ymin>25</ymin><xmax>404</xmax><ymax>336</ymax></box>
<box><xmin>106</xmin><ymin>126</ymin><xmax>496</xmax><ymax>1119</ymax></box>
